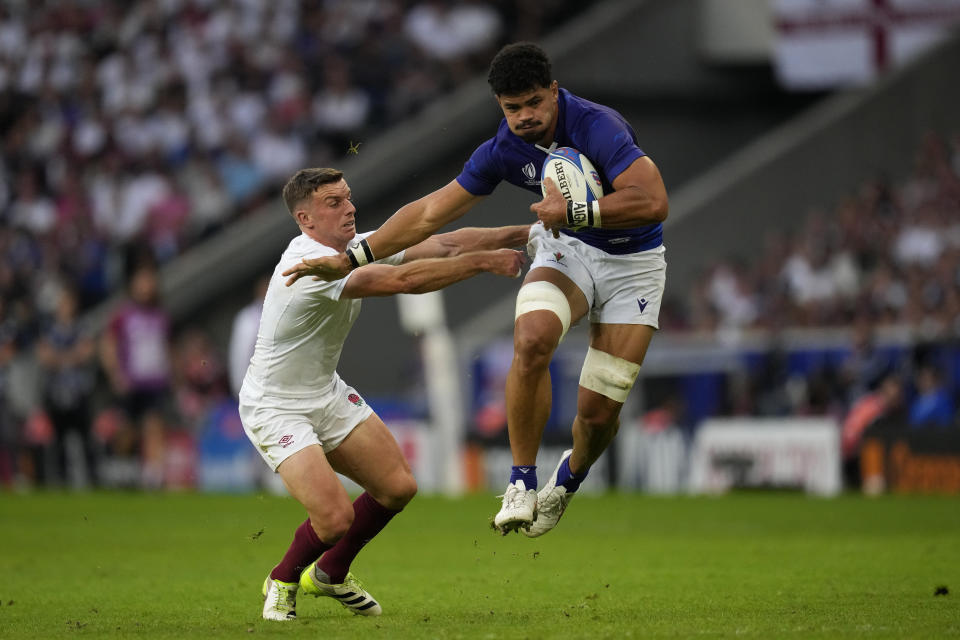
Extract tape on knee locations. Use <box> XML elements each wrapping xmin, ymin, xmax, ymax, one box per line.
<box><xmin>515</xmin><ymin>281</ymin><xmax>571</xmax><ymax>339</ymax></box>
<box><xmin>579</xmin><ymin>347</ymin><xmax>640</xmax><ymax>403</ymax></box>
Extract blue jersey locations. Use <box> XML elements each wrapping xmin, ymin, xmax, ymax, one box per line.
<box><xmin>456</xmin><ymin>88</ymin><xmax>662</xmax><ymax>255</ymax></box>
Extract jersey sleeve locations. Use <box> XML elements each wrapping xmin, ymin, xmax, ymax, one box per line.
<box><xmin>578</xmin><ymin>111</ymin><xmax>645</xmax><ymax>185</ymax></box>
<box><xmin>295</xmin><ymin>268</ymin><xmax>348</xmax><ymax>301</ymax></box>
<box><xmin>455</xmin><ymin>138</ymin><xmax>503</xmax><ymax>196</ymax></box>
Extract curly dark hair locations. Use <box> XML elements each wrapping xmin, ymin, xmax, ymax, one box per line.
<box><xmin>487</xmin><ymin>42</ymin><xmax>553</xmax><ymax>96</ymax></box>
<box><xmin>282</xmin><ymin>167</ymin><xmax>344</xmax><ymax>214</ymax></box>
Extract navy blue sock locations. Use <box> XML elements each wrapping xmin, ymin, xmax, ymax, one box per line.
<box><xmin>556</xmin><ymin>457</ymin><xmax>588</xmax><ymax>493</ymax></box>
<box><xmin>509</xmin><ymin>465</ymin><xmax>537</xmax><ymax>491</ymax></box>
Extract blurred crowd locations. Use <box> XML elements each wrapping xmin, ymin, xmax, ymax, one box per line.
<box><xmin>0</xmin><ymin>0</ymin><xmax>584</xmax><ymax>489</ymax></box>
<box><xmin>0</xmin><ymin>0</ymin><xmax>574</xmax><ymax>313</ymax></box>
<box><xmin>649</xmin><ymin>131</ymin><xmax>960</xmax><ymax>487</ymax></box>
<box><xmin>677</xmin><ymin>132</ymin><xmax>960</xmax><ymax>337</ymax></box>
<box><xmin>0</xmin><ymin>1</ymin><xmax>956</xmax><ymax>492</ymax></box>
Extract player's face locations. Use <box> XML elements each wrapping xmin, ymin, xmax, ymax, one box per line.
<box><xmin>302</xmin><ymin>178</ymin><xmax>357</xmax><ymax>249</ymax></box>
<box><xmin>496</xmin><ymin>81</ymin><xmax>559</xmax><ymax>144</ymax></box>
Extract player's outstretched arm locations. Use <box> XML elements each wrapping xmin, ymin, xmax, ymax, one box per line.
<box><xmin>283</xmin><ymin>181</ymin><xmax>483</xmax><ymax>285</ymax></box>
<box><xmin>402</xmin><ymin>224</ymin><xmax>531</xmax><ymax>262</ymax></box>
<box><xmin>339</xmin><ymin>249</ymin><xmax>524</xmax><ymax>299</ymax></box>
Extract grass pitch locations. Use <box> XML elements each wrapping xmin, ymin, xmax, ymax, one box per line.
<box><xmin>0</xmin><ymin>491</ymin><xmax>957</xmax><ymax>639</ymax></box>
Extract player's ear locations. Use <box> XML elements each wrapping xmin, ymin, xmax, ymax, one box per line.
<box><xmin>294</xmin><ymin>209</ymin><xmax>310</xmax><ymax>227</ymax></box>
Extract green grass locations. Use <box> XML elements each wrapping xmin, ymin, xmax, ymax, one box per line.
<box><xmin>0</xmin><ymin>492</ymin><xmax>958</xmax><ymax>639</ymax></box>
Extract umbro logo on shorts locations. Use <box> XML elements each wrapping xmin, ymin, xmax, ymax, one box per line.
<box><xmin>279</xmin><ymin>434</ymin><xmax>295</xmax><ymax>448</ymax></box>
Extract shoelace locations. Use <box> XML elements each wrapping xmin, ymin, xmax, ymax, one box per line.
<box><xmin>502</xmin><ymin>485</ymin><xmax>529</xmax><ymax>509</ymax></box>
<box><xmin>344</xmin><ymin>574</ymin><xmax>366</xmax><ymax>593</ymax></box>
<box><xmin>272</xmin><ymin>583</ymin><xmax>296</xmax><ymax>611</ymax></box>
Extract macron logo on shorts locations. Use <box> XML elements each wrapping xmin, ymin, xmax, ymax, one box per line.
<box><xmin>638</xmin><ymin>298</ymin><xmax>649</xmax><ymax>312</ymax></box>
<box><xmin>279</xmin><ymin>434</ymin><xmax>295</xmax><ymax>448</ymax></box>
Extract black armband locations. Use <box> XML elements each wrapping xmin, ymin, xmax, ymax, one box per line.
<box><xmin>565</xmin><ymin>201</ymin><xmax>601</xmax><ymax>228</ymax></box>
<box><xmin>346</xmin><ymin>238</ymin><xmax>375</xmax><ymax>269</ymax></box>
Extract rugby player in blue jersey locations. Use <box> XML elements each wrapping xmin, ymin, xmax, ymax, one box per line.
<box><xmin>284</xmin><ymin>43</ymin><xmax>668</xmax><ymax>537</ymax></box>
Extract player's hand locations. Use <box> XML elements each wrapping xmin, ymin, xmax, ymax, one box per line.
<box><xmin>530</xmin><ymin>177</ymin><xmax>567</xmax><ymax>239</ymax></box>
<box><xmin>484</xmin><ymin>249</ymin><xmax>526</xmax><ymax>278</ymax></box>
<box><xmin>282</xmin><ymin>253</ymin><xmax>352</xmax><ymax>286</ymax></box>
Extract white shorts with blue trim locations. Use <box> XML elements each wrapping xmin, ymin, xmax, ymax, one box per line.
<box><xmin>527</xmin><ymin>222</ymin><xmax>667</xmax><ymax>327</ymax></box>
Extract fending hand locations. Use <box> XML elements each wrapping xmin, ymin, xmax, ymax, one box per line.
<box><xmin>282</xmin><ymin>253</ymin><xmax>351</xmax><ymax>286</ymax></box>
<box><xmin>486</xmin><ymin>248</ymin><xmax>526</xmax><ymax>278</ymax></box>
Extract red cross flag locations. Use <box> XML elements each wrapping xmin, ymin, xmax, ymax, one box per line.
<box><xmin>774</xmin><ymin>0</ymin><xmax>960</xmax><ymax>89</ymax></box>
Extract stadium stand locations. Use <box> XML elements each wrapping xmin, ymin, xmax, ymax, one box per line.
<box><xmin>1</xmin><ymin>1</ymin><xmax>957</xmax><ymax>491</ymax></box>
<box><xmin>0</xmin><ymin>0</ymin><xmax>592</xmax><ymax>488</ymax></box>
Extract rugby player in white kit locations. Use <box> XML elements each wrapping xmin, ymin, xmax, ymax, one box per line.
<box><xmin>243</xmin><ymin>167</ymin><xmax>528</xmax><ymax>621</ymax></box>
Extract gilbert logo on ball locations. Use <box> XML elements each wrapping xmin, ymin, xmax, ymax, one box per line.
<box><xmin>540</xmin><ymin>147</ymin><xmax>604</xmax><ymax>202</ymax></box>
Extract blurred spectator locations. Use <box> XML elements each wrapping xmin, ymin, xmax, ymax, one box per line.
<box><xmin>908</xmin><ymin>365</ymin><xmax>955</xmax><ymax>427</ymax></box>
<box><xmin>99</xmin><ymin>262</ymin><xmax>172</xmax><ymax>442</ymax></box>
<box><xmin>172</xmin><ymin>327</ymin><xmax>228</xmax><ymax>429</ymax></box>
<box><xmin>228</xmin><ymin>275</ymin><xmax>269</xmax><ymax>397</ymax></box>
<box><xmin>841</xmin><ymin>374</ymin><xmax>905</xmax><ymax>488</ymax></box>
<box><xmin>404</xmin><ymin>0</ymin><xmax>503</xmax><ymax>63</ymax></box>
<box><xmin>704</xmin><ymin>259</ymin><xmax>758</xmax><ymax>332</ymax></box>
<box><xmin>216</xmin><ymin>137</ymin><xmax>268</xmax><ymax>209</ymax></box>
<box><xmin>840</xmin><ymin>317</ymin><xmax>893</xmax><ymax>403</ymax></box>
<box><xmin>34</xmin><ymin>286</ymin><xmax>98</xmax><ymax>487</ymax></box>
<box><xmin>0</xmin><ymin>296</ymin><xmax>18</xmax><ymax>486</ymax></box>
<box><xmin>8</xmin><ymin>170</ymin><xmax>56</xmax><ymax>237</ymax></box>
<box><xmin>312</xmin><ymin>57</ymin><xmax>371</xmax><ymax>153</ymax></box>
<box><xmin>249</xmin><ymin>114</ymin><xmax>308</xmax><ymax>186</ymax></box>
<box><xmin>180</xmin><ymin>157</ymin><xmax>231</xmax><ymax>240</ymax></box>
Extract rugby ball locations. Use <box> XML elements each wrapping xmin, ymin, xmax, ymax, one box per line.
<box><xmin>540</xmin><ymin>147</ymin><xmax>603</xmax><ymax>202</ymax></box>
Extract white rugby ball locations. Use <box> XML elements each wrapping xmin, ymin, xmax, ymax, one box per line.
<box><xmin>540</xmin><ymin>147</ymin><xmax>603</xmax><ymax>202</ymax></box>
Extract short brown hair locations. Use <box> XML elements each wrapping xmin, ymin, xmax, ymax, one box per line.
<box><xmin>282</xmin><ymin>168</ymin><xmax>344</xmax><ymax>214</ymax></box>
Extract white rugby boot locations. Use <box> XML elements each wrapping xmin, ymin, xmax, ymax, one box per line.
<box><xmin>262</xmin><ymin>576</ymin><xmax>298</xmax><ymax>621</ymax></box>
<box><xmin>522</xmin><ymin>449</ymin><xmax>574</xmax><ymax>538</ymax></box>
<box><xmin>493</xmin><ymin>479</ymin><xmax>538</xmax><ymax>535</ymax></box>
<box><xmin>299</xmin><ymin>564</ymin><xmax>382</xmax><ymax>616</ymax></box>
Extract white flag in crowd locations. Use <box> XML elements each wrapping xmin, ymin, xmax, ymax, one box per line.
<box><xmin>773</xmin><ymin>0</ymin><xmax>960</xmax><ymax>89</ymax></box>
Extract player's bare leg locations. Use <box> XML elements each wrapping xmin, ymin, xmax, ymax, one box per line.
<box><xmin>494</xmin><ymin>267</ymin><xmax>588</xmax><ymax>534</ymax></box>
<box><xmin>298</xmin><ymin>413</ymin><xmax>415</xmax><ymax>616</ymax></box>
<box><xmin>524</xmin><ymin>323</ymin><xmax>655</xmax><ymax>538</ymax></box>
<box><xmin>327</xmin><ymin>413</ymin><xmax>418</xmax><ymax>511</ymax></box>
<box><xmin>262</xmin><ymin>446</ymin><xmax>353</xmax><ymax>621</ymax></box>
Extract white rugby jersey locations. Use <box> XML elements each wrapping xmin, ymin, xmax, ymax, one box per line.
<box><xmin>240</xmin><ymin>231</ymin><xmax>404</xmax><ymax>399</ymax></box>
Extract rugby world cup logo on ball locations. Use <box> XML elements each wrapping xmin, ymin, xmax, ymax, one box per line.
<box><xmin>540</xmin><ymin>147</ymin><xmax>603</xmax><ymax>203</ymax></box>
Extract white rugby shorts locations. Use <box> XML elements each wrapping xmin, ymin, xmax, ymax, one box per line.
<box><xmin>527</xmin><ymin>223</ymin><xmax>667</xmax><ymax>327</ymax></box>
<box><xmin>239</xmin><ymin>374</ymin><xmax>374</xmax><ymax>472</ymax></box>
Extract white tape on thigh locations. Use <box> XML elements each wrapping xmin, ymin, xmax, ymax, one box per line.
<box><xmin>515</xmin><ymin>281</ymin><xmax>571</xmax><ymax>339</ymax></box>
<box><xmin>578</xmin><ymin>347</ymin><xmax>640</xmax><ymax>403</ymax></box>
